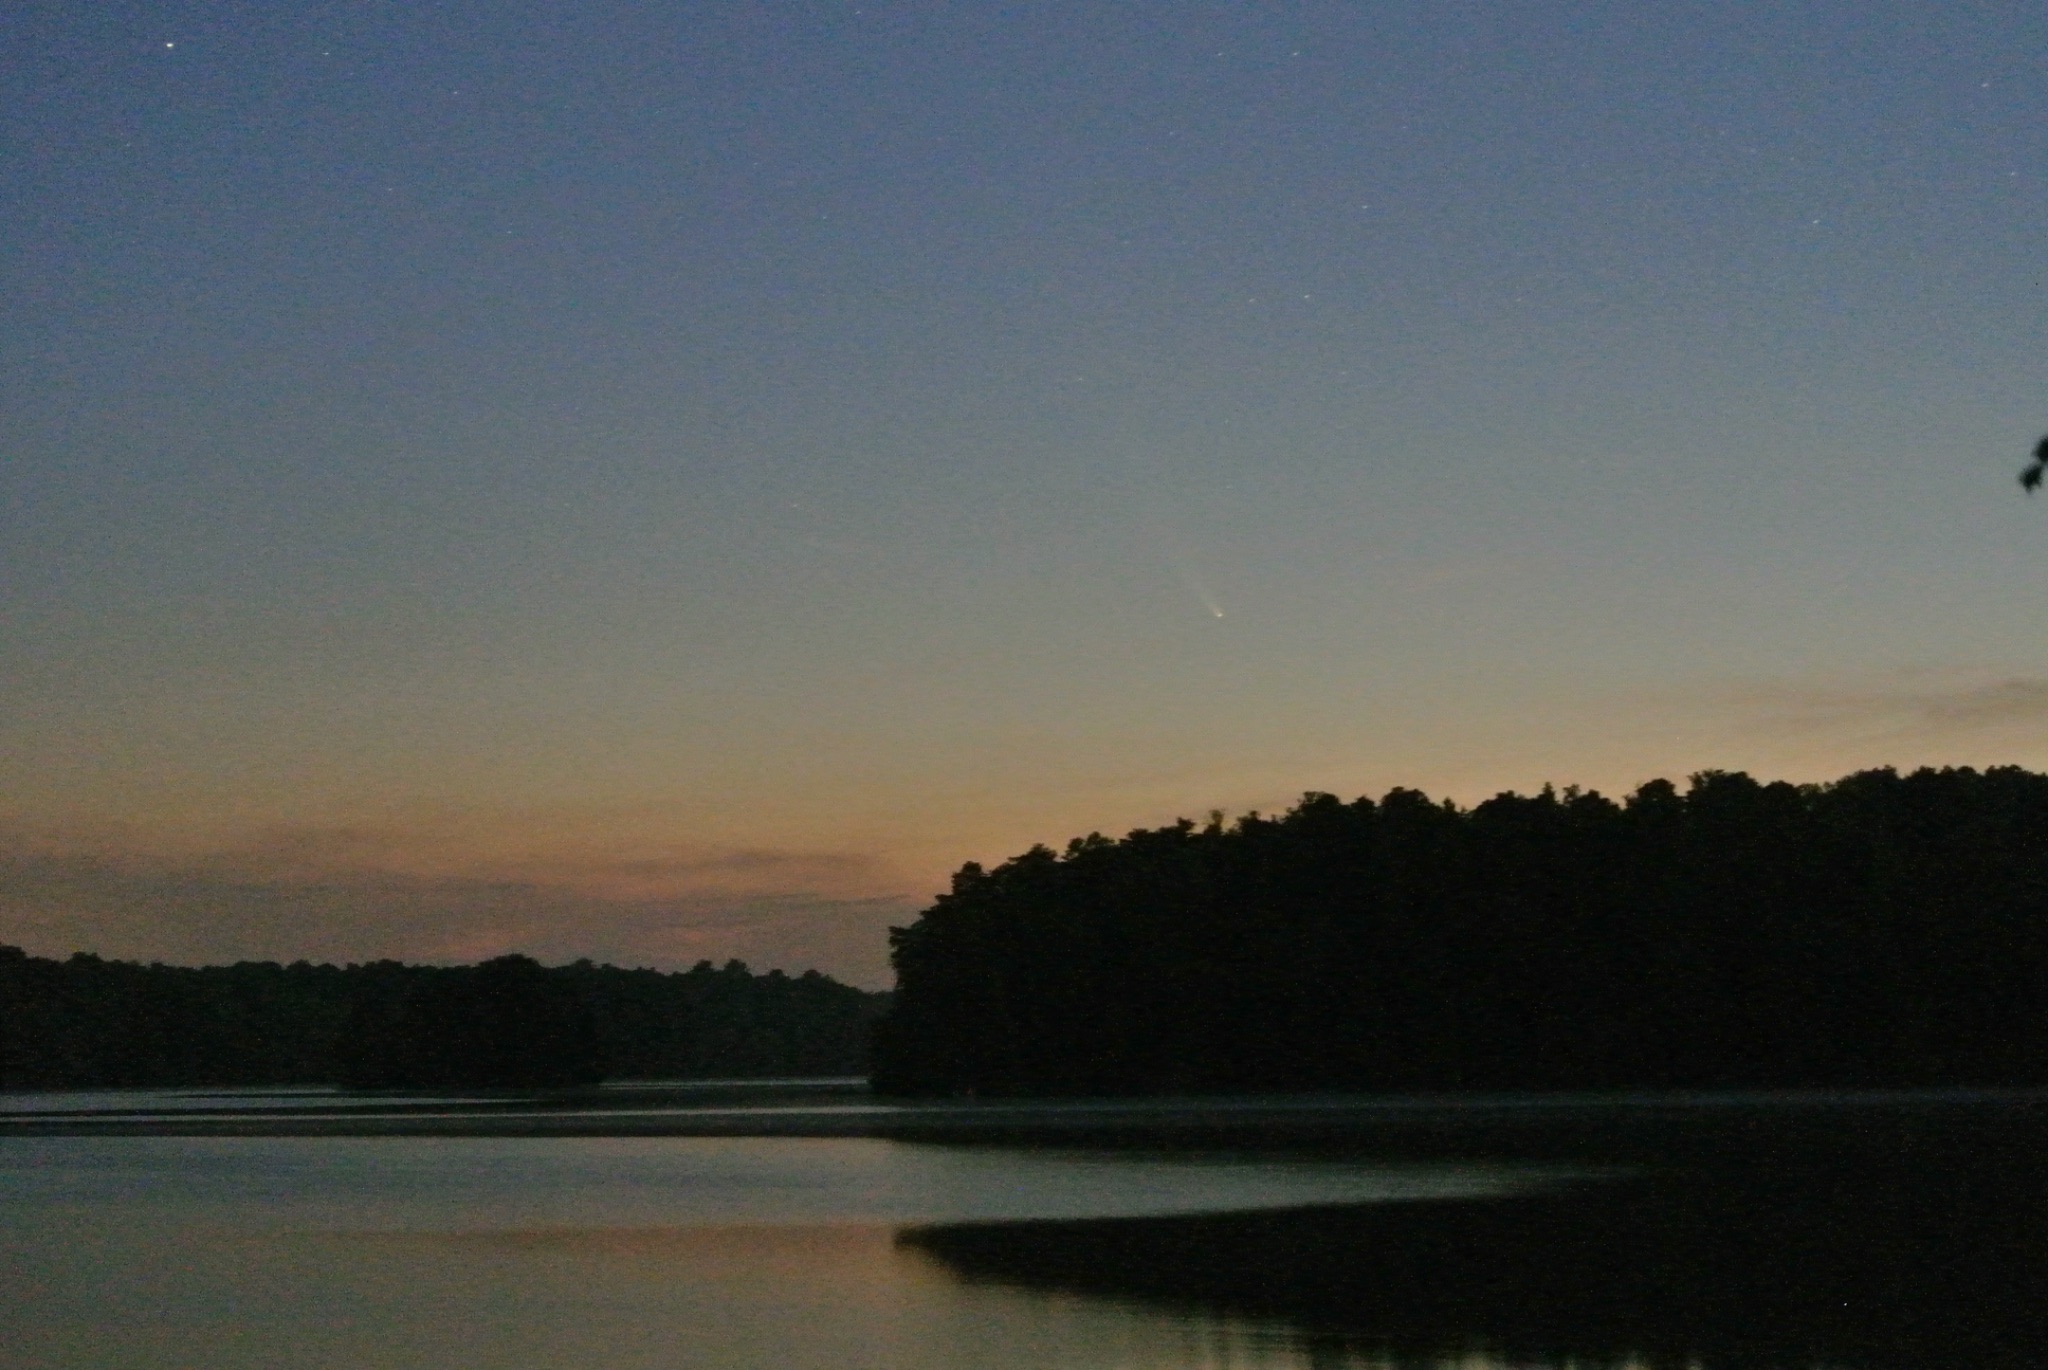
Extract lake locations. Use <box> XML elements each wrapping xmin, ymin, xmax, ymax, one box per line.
<box><xmin>8</xmin><ymin>1085</ymin><xmax>2048</xmax><ymax>1368</ymax></box>
<box><xmin>2</xmin><ymin>1124</ymin><xmax>1568</xmax><ymax>1369</ymax></box>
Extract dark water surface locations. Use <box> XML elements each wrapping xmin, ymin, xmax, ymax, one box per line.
<box><xmin>8</xmin><ymin>1087</ymin><xmax>2048</xmax><ymax>1368</ymax></box>
<box><xmin>911</xmin><ymin>1159</ymin><xmax>2048</xmax><ymax>1370</ymax></box>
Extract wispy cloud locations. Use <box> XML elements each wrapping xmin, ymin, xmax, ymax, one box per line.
<box><xmin>1735</xmin><ymin>673</ymin><xmax>2048</xmax><ymax>742</ymax></box>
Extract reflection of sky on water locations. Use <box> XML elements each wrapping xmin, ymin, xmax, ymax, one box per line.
<box><xmin>0</xmin><ymin>1087</ymin><xmax>494</xmax><ymax>1115</ymax></box>
<box><xmin>1</xmin><ymin>1131</ymin><xmax>1568</xmax><ymax>1370</ymax></box>
<box><xmin>1</xmin><ymin>1134</ymin><xmax>1571</xmax><ymax>1231</ymax></box>
<box><xmin>0</xmin><ymin>1082</ymin><xmax>779</xmax><ymax>1113</ymax></box>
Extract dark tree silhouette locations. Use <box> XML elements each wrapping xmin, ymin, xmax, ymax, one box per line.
<box><xmin>2019</xmin><ymin>433</ymin><xmax>2048</xmax><ymax>492</ymax></box>
<box><xmin>0</xmin><ymin>950</ymin><xmax>884</xmax><ymax>1090</ymax></box>
<box><xmin>873</xmin><ymin>767</ymin><xmax>2048</xmax><ymax>1098</ymax></box>
<box><xmin>339</xmin><ymin>954</ymin><xmax>605</xmax><ymax>1089</ymax></box>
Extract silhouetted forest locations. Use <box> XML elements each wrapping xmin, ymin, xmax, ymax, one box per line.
<box><xmin>873</xmin><ymin>766</ymin><xmax>2048</xmax><ymax>1096</ymax></box>
<box><xmin>0</xmin><ymin>948</ymin><xmax>884</xmax><ymax>1090</ymax></box>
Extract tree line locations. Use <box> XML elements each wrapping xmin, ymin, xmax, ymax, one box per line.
<box><xmin>873</xmin><ymin>766</ymin><xmax>2048</xmax><ymax>1096</ymax></box>
<box><xmin>0</xmin><ymin>948</ymin><xmax>886</xmax><ymax>1090</ymax></box>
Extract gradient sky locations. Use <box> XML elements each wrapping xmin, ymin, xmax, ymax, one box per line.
<box><xmin>6</xmin><ymin>1</ymin><xmax>2048</xmax><ymax>985</ymax></box>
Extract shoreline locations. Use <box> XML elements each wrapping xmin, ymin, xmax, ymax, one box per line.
<box><xmin>10</xmin><ymin>1082</ymin><xmax>2048</xmax><ymax>1159</ymax></box>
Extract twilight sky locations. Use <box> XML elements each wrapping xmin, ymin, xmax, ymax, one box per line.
<box><xmin>5</xmin><ymin>1</ymin><xmax>2047</xmax><ymax>985</ymax></box>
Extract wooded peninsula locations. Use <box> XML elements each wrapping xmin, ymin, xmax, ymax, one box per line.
<box><xmin>872</xmin><ymin>766</ymin><xmax>2048</xmax><ymax>1096</ymax></box>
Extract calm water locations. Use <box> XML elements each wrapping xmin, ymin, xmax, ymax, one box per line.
<box><xmin>1</xmin><ymin>1129</ymin><xmax>1563</xmax><ymax>1369</ymax></box>
<box><xmin>12</xmin><ymin>1089</ymin><xmax>2048</xmax><ymax>1369</ymax></box>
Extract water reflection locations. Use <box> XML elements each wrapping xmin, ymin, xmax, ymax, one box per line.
<box><xmin>3</xmin><ymin>1133</ymin><xmax>1568</xmax><ymax>1370</ymax></box>
<box><xmin>10</xmin><ymin>1110</ymin><xmax>2048</xmax><ymax>1369</ymax></box>
<box><xmin>907</xmin><ymin>1156</ymin><xmax>2048</xmax><ymax>1370</ymax></box>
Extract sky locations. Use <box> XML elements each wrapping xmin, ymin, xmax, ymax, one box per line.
<box><xmin>5</xmin><ymin>1</ymin><xmax>2048</xmax><ymax>986</ymax></box>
